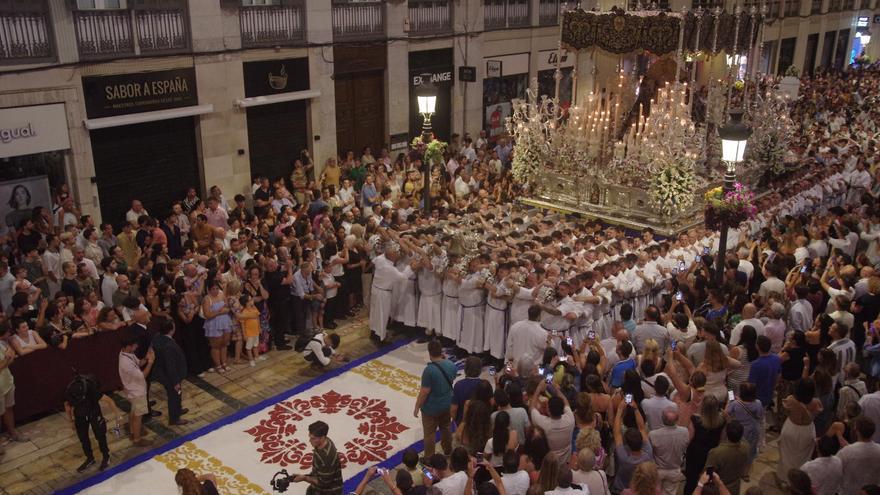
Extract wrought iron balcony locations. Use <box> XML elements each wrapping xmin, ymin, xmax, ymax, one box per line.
<box><xmin>240</xmin><ymin>2</ymin><xmax>305</xmax><ymax>47</ymax></box>
<box><xmin>73</xmin><ymin>9</ymin><xmax>133</xmax><ymax>58</ymax></box>
<box><xmin>135</xmin><ymin>7</ymin><xmax>188</xmax><ymax>53</ymax></box>
<box><xmin>332</xmin><ymin>0</ymin><xmax>384</xmax><ymax>41</ymax></box>
<box><xmin>0</xmin><ymin>5</ymin><xmax>54</xmax><ymax>64</ymax></box>
<box><xmin>484</xmin><ymin>0</ymin><xmax>531</xmax><ymax>30</ymax></box>
<box><xmin>408</xmin><ymin>0</ymin><xmax>451</xmax><ymax>36</ymax></box>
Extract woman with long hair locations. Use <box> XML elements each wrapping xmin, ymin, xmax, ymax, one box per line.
<box><xmin>455</xmin><ymin>399</ymin><xmax>492</xmax><ymax>455</ymax></box>
<box><xmin>728</xmin><ymin>325</ymin><xmax>759</xmax><ymax>395</ymax></box>
<box><xmin>174</xmin><ymin>468</ymin><xmax>219</xmax><ymax>495</ymax></box>
<box><xmin>202</xmin><ymin>282</ymin><xmax>233</xmax><ymax>373</ymax></box>
<box><xmin>683</xmin><ymin>395</ymin><xmax>727</xmax><ymax>495</ymax></box>
<box><xmin>622</xmin><ymin>462</ymin><xmax>659</xmax><ymax>495</ymax></box>
<box><xmin>535</xmin><ymin>452</ymin><xmax>561</xmax><ymax>493</ymax></box>
<box><xmin>174</xmin><ymin>276</ymin><xmax>211</xmax><ymax>375</ymax></box>
<box><xmin>699</xmin><ymin>340</ymin><xmax>740</xmax><ymax>401</ymax></box>
<box><xmin>777</xmin><ymin>378</ymin><xmax>823</xmax><ymax>485</ymax></box>
<box><xmin>484</xmin><ymin>410</ymin><xmax>517</xmax><ymax>467</ymax></box>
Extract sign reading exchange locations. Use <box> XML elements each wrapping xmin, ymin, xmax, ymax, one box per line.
<box><xmin>83</xmin><ymin>68</ymin><xmax>198</xmax><ymax>119</ymax></box>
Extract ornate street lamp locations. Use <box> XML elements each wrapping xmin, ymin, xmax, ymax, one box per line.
<box><xmin>417</xmin><ymin>90</ymin><xmax>437</xmax><ymax>212</ymax></box>
<box><xmin>714</xmin><ymin>109</ymin><xmax>752</xmax><ymax>285</ymax></box>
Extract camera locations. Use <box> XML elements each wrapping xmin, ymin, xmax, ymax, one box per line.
<box><xmin>271</xmin><ymin>470</ymin><xmax>294</xmax><ymax>492</ymax></box>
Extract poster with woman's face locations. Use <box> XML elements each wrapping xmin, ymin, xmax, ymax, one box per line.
<box><xmin>0</xmin><ymin>176</ymin><xmax>51</xmax><ymax>229</ymax></box>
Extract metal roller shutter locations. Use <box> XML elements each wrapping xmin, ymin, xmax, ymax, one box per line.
<box><xmin>245</xmin><ymin>99</ymin><xmax>308</xmax><ymax>183</ymax></box>
<box><xmin>90</xmin><ymin>117</ymin><xmax>201</xmax><ymax>226</ymax></box>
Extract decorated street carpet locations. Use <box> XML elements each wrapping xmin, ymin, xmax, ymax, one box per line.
<box><xmin>60</xmin><ymin>339</ymin><xmax>450</xmax><ymax>495</ymax></box>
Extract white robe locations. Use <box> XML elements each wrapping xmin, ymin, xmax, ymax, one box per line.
<box><xmin>484</xmin><ymin>283</ymin><xmax>510</xmax><ymax>359</ymax></box>
<box><xmin>510</xmin><ymin>286</ymin><xmax>535</xmax><ymax>326</ymax></box>
<box><xmin>369</xmin><ymin>255</ymin><xmax>413</xmax><ymax>340</ymax></box>
<box><xmin>441</xmin><ymin>278</ymin><xmax>460</xmax><ymax>340</ymax></box>
<box><xmin>392</xmin><ymin>257</ymin><xmax>419</xmax><ymax>327</ymax></box>
<box><xmin>457</xmin><ymin>274</ymin><xmax>486</xmax><ymax>353</ymax></box>
<box><xmin>416</xmin><ymin>268</ymin><xmax>443</xmax><ymax>334</ymax></box>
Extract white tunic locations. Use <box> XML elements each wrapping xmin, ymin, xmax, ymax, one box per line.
<box><xmin>510</xmin><ymin>286</ymin><xmax>535</xmax><ymax>326</ymax></box>
<box><xmin>484</xmin><ymin>283</ymin><xmax>511</xmax><ymax>359</ymax></box>
<box><xmin>369</xmin><ymin>255</ymin><xmax>413</xmax><ymax>340</ymax></box>
<box><xmin>441</xmin><ymin>277</ymin><xmax>460</xmax><ymax>340</ymax></box>
<box><xmin>457</xmin><ymin>273</ymin><xmax>486</xmax><ymax>353</ymax></box>
<box><xmin>392</xmin><ymin>257</ymin><xmax>419</xmax><ymax>327</ymax></box>
<box><xmin>416</xmin><ymin>267</ymin><xmax>443</xmax><ymax>333</ymax></box>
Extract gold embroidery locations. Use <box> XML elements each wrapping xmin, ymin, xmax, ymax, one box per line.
<box><xmin>155</xmin><ymin>441</ymin><xmax>270</xmax><ymax>494</ymax></box>
<box><xmin>350</xmin><ymin>360</ymin><xmax>421</xmax><ymax>397</ymax></box>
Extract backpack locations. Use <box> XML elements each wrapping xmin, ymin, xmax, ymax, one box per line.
<box><xmin>65</xmin><ymin>374</ymin><xmax>98</xmax><ymax>409</ymax></box>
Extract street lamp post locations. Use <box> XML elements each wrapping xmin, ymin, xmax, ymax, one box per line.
<box><xmin>418</xmin><ymin>92</ymin><xmax>437</xmax><ymax>213</ymax></box>
<box><xmin>714</xmin><ymin>109</ymin><xmax>752</xmax><ymax>286</ymax></box>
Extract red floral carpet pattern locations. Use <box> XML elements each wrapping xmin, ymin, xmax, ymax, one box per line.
<box><xmin>244</xmin><ymin>390</ymin><xmax>409</xmax><ymax>470</ymax></box>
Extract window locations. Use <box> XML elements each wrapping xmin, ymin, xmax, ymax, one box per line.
<box><xmin>76</xmin><ymin>0</ymin><xmax>125</xmax><ymax>9</ymax></box>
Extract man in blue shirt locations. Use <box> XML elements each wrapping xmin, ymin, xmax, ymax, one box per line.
<box><xmin>414</xmin><ymin>340</ymin><xmax>457</xmax><ymax>458</ymax></box>
<box><xmin>609</xmin><ymin>341</ymin><xmax>637</xmax><ymax>389</ymax></box>
<box><xmin>360</xmin><ymin>174</ymin><xmax>378</xmax><ymax>211</ymax></box>
<box><xmin>748</xmin><ymin>336</ymin><xmax>781</xmax><ymax>408</ymax></box>
<box><xmin>450</xmin><ymin>356</ymin><xmax>483</xmax><ymax>424</ymax></box>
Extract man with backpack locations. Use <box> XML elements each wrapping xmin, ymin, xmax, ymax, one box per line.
<box><xmin>302</xmin><ymin>332</ymin><xmax>344</xmax><ymax>369</ymax></box>
<box><xmin>64</xmin><ymin>373</ymin><xmax>110</xmax><ymax>472</ymax></box>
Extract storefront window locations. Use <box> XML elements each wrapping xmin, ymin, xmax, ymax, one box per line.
<box><xmin>537</xmin><ymin>67</ymin><xmax>574</xmax><ymax>110</ymax></box>
<box><xmin>483</xmin><ymin>74</ymin><xmax>528</xmax><ymax>139</ymax></box>
<box><xmin>0</xmin><ymin>151</ymin><xmax>67</xmax><ymax>192</ymax></box>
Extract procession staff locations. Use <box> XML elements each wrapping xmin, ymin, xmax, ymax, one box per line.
<box><xmin>369</xmin><ymin>242</ymin><xmax>417</xmax><ymax>342</ymax></box>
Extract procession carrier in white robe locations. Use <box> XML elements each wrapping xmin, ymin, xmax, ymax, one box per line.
<box><xmin>392</xmin><ymin>257</ymin><xmax>419</xmax><ymax>327</ymax></box>
<box><xmin>484</xmin><ymin>282</ymin><xmax>511</xmax><ymax>359</ymax></box>
<box><xmin>457</xmin><ymin>273</ymin><xmax>486</xmax><ymax>354</ymax></box>
<box><xmin>416</xmin><ymin>267</ymin><xmax>443</xmax><ymax>335</ymax></box>
<box><xmin>369</xmin><ymin>255</ymin><xmax>413</xmax><ymax>340</ymax></box>
<box><xmin>440</xmin><ymin>277</ymin><xmax>460</xmax><ymax>340</ymax></box>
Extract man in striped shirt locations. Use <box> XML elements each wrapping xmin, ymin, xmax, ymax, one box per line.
<box><xmin>294</xmin><ymin>421</ymin><xmax>343</xmax><ymax>495</ymax></box>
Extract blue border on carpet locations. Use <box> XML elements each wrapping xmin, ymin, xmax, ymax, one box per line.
<box><xmin>56</xmin><ymin>337</ymin><xmax>415</xmax><ymax>495</ymax></box>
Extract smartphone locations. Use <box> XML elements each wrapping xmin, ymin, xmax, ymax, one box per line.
<box><xmin>476</xmin><ymin>452</ymin><xmax>484</xmax><ymax>462</ymax></box>
<box><xmin>559</xmin><ymin>356</ymin><xmax>568</xmax><ymax>362</ymax></box>
<box><xmin>624</xmin><ymin>393</ymin><xmax>633</xmax><ymax>405</ymax></box>
<box><xmin>545</xmin><ymin>374</ymin><xmax>554</xmax><ymax>384</ymax></box>
<box><xmin>706</xmin><ymin>466</ymin><xmax>715</xmax><ymax>479</ymax></box>
<box><xmin>422</xmin><ymin>467</ymin><xmax>434</xmax><ymax>481</ymax></box>
<box><xmin>505</xmin><ymin>362</ymin><xmax>513</xmax><ymax>373</ymax></box>
<box><xmin>675</xmin><ymin>291</ymin><xmax>683</xmax><ymax>301</ymax></box>
<box><xmin>671</xmin><ymin>340</ymin><xmax>677</xmax><ymax>351</ymax></box>
<box><xmin>566</xmin><ymin>337</ymin><xmax>574</xmax><ymax>346</ymax></box>
<box><xmin>671</xmin><ymin>267</ymin><xmax>679</xmax><ymax>275</ymax></box>
<box><xmin>695</xmin><ymin>255</ymin><xmax>701</xmax><ymax>263</ymax></box>
<box><xmin>488</xmin><ymin>366</ymin><xmax>496</xmax><ymax>376</ymax></box>
<box><xmin>678</xmin><ymin>261</ymin><xmax>686</xmax><ymax>271</ymax></box>
<box><xmin>538</xmin><ymin>366</ymin><xmax>545</xmax><ymax>375</ymax></box>
<box><xmin>800</xmin><ymin>265</ymin><xmax>808</xmax><ymax>274</ymax></box>
<box><xmin>703</xmin><ymin>246</ymin><xmax>710</xmax><ymax>255</ymax></box>
<box><xmin>728</xmin><ymin>390</ymin><xmax>735</xmax><ymax>402</ymax></box>
<box><xmin>588</xmin><ymin>330</ymin><xmax>596</xmax><ymax>340</ymax></box>
<box><xmin>376</xmin><ymin>467</ymin><xmax>387</xmax><ymax>476</ymax></box>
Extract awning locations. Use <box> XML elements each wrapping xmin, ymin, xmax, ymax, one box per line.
<box><xmin>235</xmin><ymin>89</ymin><xmax>321</xmax><ymax>108</ymax></box>
<box><xmin>83</xmin><ymin>104</ymin><xmax>214</xmax><ymax>130</ymax></box>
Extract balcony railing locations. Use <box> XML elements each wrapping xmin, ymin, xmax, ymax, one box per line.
<box><xmin>538</xmin><ymin>0</ymin><xmax>559</xmax><ymax>26</ymax></box>
<box><xmin>74</xmin><ymin>9</ymin><xmax>133</xmax><ymax>58</ymax></box>
<box><xmin>332</xmin><ymin>0</ymin><xmax>384</xmax><ymax>40</ymax></box>
<box><xmin>484</xmin><ymin>0</ymin><xmax>530</xmax><ymax>29</ymax></box>
<box><xmin>783</xmin><ymin>0</ymin><xmax>800</xmax><ymax>16</ymax></box>
<box><xmin>408</xmin><ymin>0</ymin><xmax>451</xmax><ymax>35</ymax></box>
<box><xmin>240</xmin><ymin>4</ymin><xmax>305</xmax><ymax>47</ymax></box>
<box><xmin>135</xmin><ymin>8</ymin><xmax>188</xmax><ymax>53</ymax></box>
<box><xmin>0</xmin><ymin>10</ymin><xmax>54</xmax><ymax>63</ymax></box>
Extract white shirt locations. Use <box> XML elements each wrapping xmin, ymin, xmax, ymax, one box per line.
<box><xmin>303</xmin><ymin>333</ymin><xmax>334</xmax><ymax>366</ymax></box>
<box><xmin>545</xmin><ymin>487</ymin><xmax>588</xmax><ymax>495</ymax></box>
<box><xmin>0</xmin><ymin>272</ymin><xmax>14</xmax><ymax>313</ymax></box>
<box><xmin>434</xmin><ymin>471</ymin><xmax>468</xmax><ymax>495</ymax></box>
<box><xmin>858</xmin><ymin>392</ymin><xmax>880</xmax><ymax>442</ymax></box>
<box><xmin>492</xmin><ymin>471</ymin><xmax>530</xmax><ymax>495</ymax></box>
<box><xmin>126</xmin><ymin>208</ymin><xmax>148</xmax><ymax>225</ymax></box>
<box><xmin>506</xmin><ymin>320</ymin><xmax>548</xmax><ymax>366</ymax></box>
<box><xmin>802</xmin><ymin>456</ymin><xmax>842</xmax><ymax>495</ymax></box>
<box><xmin>730</xmin><ymin>318</ymin><xmax>765</xmax><ymax>345</ymax></box>
<box><xmin>837</xmin><ymin>441</ymin><xmax>880</xmax><ymax>495</ymax></box>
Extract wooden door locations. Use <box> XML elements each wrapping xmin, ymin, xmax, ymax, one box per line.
<box><xmin>334</xmin><ymin>71</ymin><xmax>385</xmax><ymax>156</ymax></box>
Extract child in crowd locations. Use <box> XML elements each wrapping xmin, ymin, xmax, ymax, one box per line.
<box><xmin>237</xmin><ymin>294</ymin><xmax>264</xmax><ymax>367</ymax></box>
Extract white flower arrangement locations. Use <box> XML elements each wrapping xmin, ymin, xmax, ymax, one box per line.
<box><xmin>648</xmin><ymin>158</ymin><xmax>698</xmax><ymax>217</ymax></box>
<box><xmin>537</xmin><ymin>285</ymin><xmax>556</xmax><ymax>304</ymax></box>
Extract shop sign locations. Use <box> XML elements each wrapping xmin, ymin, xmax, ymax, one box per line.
<box><xmin>243</xmin><ymin>57</ymin><xmax>310</xmax><ymax>98</ymax></box>
<box><xmin>486</xmin><ymin>60</ymin><xmax>503</xmax><ymax>78</ymax></box>
<box><xmin>411</xmin><ymin>69</ymin><xmax>453</xmax><ymax>88</ymax></box>
<box><xmin>459</xmin><ymin>66</ymin><xmax>477</xmax><ymax>82</ymax></box>
<box><xmin>82</xmin><ymin>68</ymin><xmax>198</xmax><ymax>119</ymax></box>
<box><xmin>857</xmin><ymin>16</ymin><xmax>868</xmax><ymax>27</ymax></box>
<box><xmin>0</xmin><ymin>104</ymin><xmax>70</xmax><ymax>159</ymax></box>
<box><xmin>537</xmin><ymin>49</ymin><xmax>575</xmax><ymax>72</ymax></box>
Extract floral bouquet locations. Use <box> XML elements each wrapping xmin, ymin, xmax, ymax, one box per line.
<box><xmin>704</xmin><ymin>182</ymin><xmax>758</xmax><ymax>230</ymax></box>
<box><xmin>648</xmin><ymin>158</ymin><xmax>698</xmax><ymax>217</ymax></box>
<box><xmin>432</xmin><ymin>252</ymin><xmax>449</xmax><ymax>273</ymax></box>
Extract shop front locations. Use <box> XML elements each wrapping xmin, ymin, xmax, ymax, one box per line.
<box><xmin>409</xmin><ymin>49</ymin><xmax>453</xmax><ymax>142</ymax></box>
<box><xmin>0</xmin><ymin>103</ymin><xmax>71</xmax><ymax>231</ymax></box>
<box><xmin>537</xmin><ymin>49</ymin><xmax>574</xmax><ymax>110</ymax></box>
<box><xmin>82</xmin><ymin>67</ymin><xmax>210</xmax><ymax>225</ymax></box>
<box><xmin>239</xmin><ymin>57</ymin><xmax>314</xmax><ymax>182</ymax></box>
<box><xmin>482</xmin><ymin>53</ymin><xmax>529</xmax><ymax>139</ymax></box>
